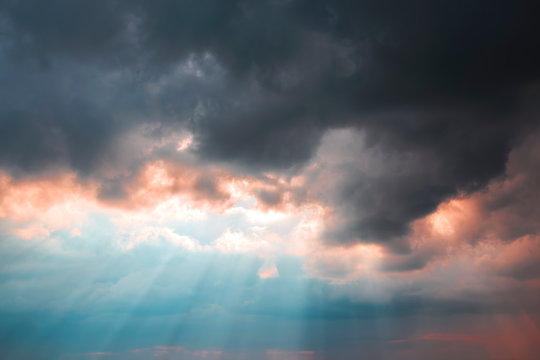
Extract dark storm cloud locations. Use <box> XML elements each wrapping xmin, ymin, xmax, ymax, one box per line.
<box><xmin>1</xmin><ymin>0</ymin><xmax>539</xmax><ymax>241</ymax></box>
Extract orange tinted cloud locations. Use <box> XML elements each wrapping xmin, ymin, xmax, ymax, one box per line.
<box><xmin>0</xmin><ymin>159</ymin><xmax>328</xmax><ymax>261</ymax></box>
<box><xmin>418</xmin><ymin>314</ymin><xmax>540</xmax><ymax>360</ymax></box>
<box><xmin>421</xmin><ymin>333</ymin><xmax>478</xmax><ymax>342</ymax></box>
<box><xmin>0</xmin><ymin>171</ymin><xmax>98</xmax><ymax>239</ymax></box>
<box><xmin>265</xmin><ymin>349</ymin><xmax>316</xmax><ymax>359</ymax></box>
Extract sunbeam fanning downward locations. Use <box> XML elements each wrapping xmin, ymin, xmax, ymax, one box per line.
<box><xmin>2</xmin><ymin>127</ymin><xmax>540</xmax><ymax>359</ymax></box>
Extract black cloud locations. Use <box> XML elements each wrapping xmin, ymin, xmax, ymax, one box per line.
<box><xmin>1</xmin><ymin>0</ymin><xmax>539</xmax><ymax>242</ymax></box>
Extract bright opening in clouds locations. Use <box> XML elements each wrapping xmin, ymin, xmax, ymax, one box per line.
<box><xmin>1</xmin><ymin>1</ymin><xmax>540</xmax><ymax>359</ymax></box>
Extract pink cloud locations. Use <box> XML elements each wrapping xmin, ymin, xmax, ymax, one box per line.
<box><xmin>129</xmin><ymin>346</ymin><xmax>222</xmax><ymax>359</ymax></box>
<box><xmin>258</xmin><ymin>259</ymin><xmax>280</xmax><ymax>279</ymax></box>
<box><xmin>0</xmin><ymin>158</ymin><xmax>325</xmax><ymax>251</ymax></box>
<box><xmin>420</xmin><ymin>333</ymin><xmax>478</xmax><ymax>342</ymax></box>
<box><xmin>80</xmin><ymin>352</ymin><xmax>113</xmax><ymax>358</ymax></box>
<box><xmin>265</xmin><ymin>349</ymin><xmax>316</xmax><ymax>359</ymax></box>
<box><xmin>415</xmin><ymin>314</ymin><xmax>540</xmax><ymax>360</ymax></box>
<box><xmin>0</xmin><ymin>171</ymin><xmax>98</xmax><ymax>239</ymax></box>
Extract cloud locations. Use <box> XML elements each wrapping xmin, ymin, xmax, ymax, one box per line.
<box><xmin>0</xmin><ymin>171</ymin><xmax>97</xmax><ymax>239</ymax></box>
<box><xmin>2</xmin><ymin>128</ymin><xmax>539</xmax><ymax>299</ymax></box>
<box><xmin>0</xmin><ymin>1</ymin><xmax>539</xmax><ymax>243</ymax></box>
<box><xmin>258</xmin><ymin>259</ymin><xmax>280</xmax><ymax>279</ymax></box>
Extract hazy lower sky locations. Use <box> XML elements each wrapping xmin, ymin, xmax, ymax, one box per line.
<box><xmin>1</xmin><ymin>1</ymin><xmax>539</xmax><ymax>359</ymax></box>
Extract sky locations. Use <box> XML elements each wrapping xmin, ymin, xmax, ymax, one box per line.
<box><xmin>0</xmin><ymin>1</ymin><xmax>540</xmax><ymax>359</ymax></box>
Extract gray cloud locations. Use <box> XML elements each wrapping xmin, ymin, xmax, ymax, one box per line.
<box><xmin>1</xmin><ymin>0</ymin><xmax>539</xmax><ymax>242</ymax></box>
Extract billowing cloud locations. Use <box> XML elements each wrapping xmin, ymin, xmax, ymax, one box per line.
<box><xmin>1</xmin><ymin>0</ymin><xmax>539</xmax><ymax>240</ymax></box>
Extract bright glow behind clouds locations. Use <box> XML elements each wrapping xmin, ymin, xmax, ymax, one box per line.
<box><xmin>1</xmin><ymin>128</ymin><xmax>540</xmax><ymax>359</ymax></box>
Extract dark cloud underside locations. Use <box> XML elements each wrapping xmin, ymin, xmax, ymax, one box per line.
<box><xmin>1</xmin><ymin>0</ymin><xmax>539</xmax><ymax>242</ymax></box>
